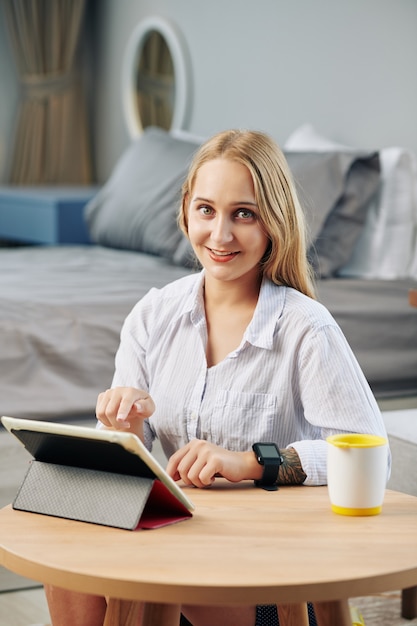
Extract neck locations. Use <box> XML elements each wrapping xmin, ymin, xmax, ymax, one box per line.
<box><xmin>203</xmin><ymin>272</ymin><xmax>263</xmax><ymax>308</ymax></box>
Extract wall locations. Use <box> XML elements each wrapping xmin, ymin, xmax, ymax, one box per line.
<box><xmin>91</xmin><ymin>0</ymin><xmax>417</xmax><ymax>181</ymax></box>
<box><xmin>0</xmin><ymin>0</ymin><xmax>416</xmax><ymax>183</ymax></box>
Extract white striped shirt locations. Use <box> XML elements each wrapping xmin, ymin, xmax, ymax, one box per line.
<box><xmin>112</xmin><ymin>271</ymin><xmax>388</xmax><ymax>485</ymax></box>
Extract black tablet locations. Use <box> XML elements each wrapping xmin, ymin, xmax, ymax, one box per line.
<box><xmin>1</xmin><ymin>415</ymin><xmax>194</xmax><ymax>515</ymax></box>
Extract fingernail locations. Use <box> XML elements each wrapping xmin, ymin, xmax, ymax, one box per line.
<box><xmin>117</xmin><ymin>419</ymin><xmax>130</xmax><ymax>429</ymax></box>
<box><xmin>135</xmin><ymin>402</ymin><xmax>143</xmax><ymax>412</ymax></box>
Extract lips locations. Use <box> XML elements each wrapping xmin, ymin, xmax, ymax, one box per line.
<box><xmin>207</xmin><ymin>248</ymin><xmax>239</xmax><ymax>262</ymax></box>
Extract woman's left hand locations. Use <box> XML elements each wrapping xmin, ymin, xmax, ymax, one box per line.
<box><xmin>166</xmin><ymin>439</ymin><xmax>259</xmax><ymax>488</ymax></box>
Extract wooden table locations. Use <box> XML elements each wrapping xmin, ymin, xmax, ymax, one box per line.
<box><xmin>1</xmin><ymin>483</ymin><xmax>417</xmax><ymax>626</ymax></box>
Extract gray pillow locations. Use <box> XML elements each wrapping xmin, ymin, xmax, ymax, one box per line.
<box><xmin>285</xmin><ymin>151</ymin><xmax>381</xmax><ymax>277</ymax></box>
<box><xmin>84</xmin><ymin>127</ymin><xmax>200</xmax><ymax>258</ymax></box>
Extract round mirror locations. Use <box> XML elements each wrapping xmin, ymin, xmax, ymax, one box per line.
<box><xmin>122</xmin><ymin>16</ymin><xmax>191</xmax><ymax>138</ymax></box>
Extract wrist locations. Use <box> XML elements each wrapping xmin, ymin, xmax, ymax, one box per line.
<box><xmin>243</xmin><ymin>450</ymin><xmax>264</xmax><ymax>481</ymax></box>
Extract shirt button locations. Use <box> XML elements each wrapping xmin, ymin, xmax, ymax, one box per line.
<box><xmin>190</xmin><ymin>411</ymin><xmax>198</xmax><ymax>421</ymax></box>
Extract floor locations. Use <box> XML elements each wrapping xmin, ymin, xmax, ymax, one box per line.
<box><xmin>1</xmin><ymin>397</ymin><xmax>416</xmax><ymax>626</ymax></box>
<box><xmin>0</xmin><ymin>588</ymin><xmax>50</xmax><ymax>626</ymax></box>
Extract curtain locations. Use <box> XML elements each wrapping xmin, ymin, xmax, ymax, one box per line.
<box><xmin>2</xmin><ymin>0</ymin><xmax>93</xmax><ymax>184</ymax></box>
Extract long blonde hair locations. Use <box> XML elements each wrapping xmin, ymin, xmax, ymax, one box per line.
<box><xmin>179</xmin><ymin>129</ymin><xmax>316</xmax><ymax>299</ymax></box>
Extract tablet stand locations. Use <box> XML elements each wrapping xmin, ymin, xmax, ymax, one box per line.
<box><xmin>13</xmin><ymin>460</ymin><xmax>192</xmax><ymax>530</ymax></box>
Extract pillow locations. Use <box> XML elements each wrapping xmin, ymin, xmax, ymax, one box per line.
<box><xmin>284</xmin><ymin>150</ymin><xmax>380</xmax><ymax>278</ymax></box>
<box><xmin>340</xmin><ymin>148</ymin><xmax>417</xmax><ymax>279</ymax></box>
<box><xmin>85</xmin><ymin>127</ymin><xmax>201</xmax><ymax>259</ymax></box>
<box><xmin>285</xmin><ymin>123</ymin><xmax>352</xmax><ymax>152</ymax></box>
<box><xmin>285</xmin><ymin>124</ymin><xmax>417</xmax><ymax>279</ymax></box>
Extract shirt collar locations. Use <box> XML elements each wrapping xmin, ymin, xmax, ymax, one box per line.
<box><xmin>172</xmin><ymin>270</ymin><xmax>206</xmax><ymax>327</ymax></box>
<box><xmin>244</xmin><ymin>277</ymin><xmax>286</xmax><ymax>350</ymax></box>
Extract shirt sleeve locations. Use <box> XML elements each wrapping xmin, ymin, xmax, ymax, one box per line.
<box><xmin>291</xmin><ymin>323</ymin><xmax>390</xmax><ymax>486</ymax></box>
<box><xmin>111</xmin><ymin>295</ymin><xmax>156</xmax><ymax>450</ymax></box>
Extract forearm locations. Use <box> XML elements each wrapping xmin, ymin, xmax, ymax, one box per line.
<box><xmin>278</xmin><ymin>447</ymin><xmax>307</xmax><ymax>485</ymax></box>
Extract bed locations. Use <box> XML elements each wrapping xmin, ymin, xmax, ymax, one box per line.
<box><xmin>0</xmin><ymin>125</ymin><xmax>416</xmax><ymax>421</ymax></box>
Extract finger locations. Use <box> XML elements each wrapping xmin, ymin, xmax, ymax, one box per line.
<box><xmin>132</xmin><ymin>395</ymin><xmax>155</xmax><ymax>418</ymax></box>
<box><xmin>197</xmin><ymin>461</ymin><xmax>217</xmax><ymax>487</ymax></box>
<box><xmin>116</xmin><ymin>400</ymin><xmax>131</xmax><ymax>423</ymax></box>
<box><xmin>96</xmin><ymin>390</ymin><xmax>115</xmax><ymax>427</ymax></box>
<box><xmin>95</xmin><ymin>389</ymin><xmax>132</xmax><ymax>430</ymax></box>
<box><xmin>116</xmin><ymin>394</ymin><xmax>154</xmax><ymax>429</ymax></box>
<box><xmin>166</xmin><ymin>445</ymin><xmax>199</xmax><ymax>485</ymax></box>
<box><xmin>187</xmin><ymin>458</ymin><xmax>216</xmax><ymax>488</ymax></box>
<box><xmin>166</xmin><ymin>447</ymin><xmax>190</xmax><ymax>482</ymax></box>
<box><xmin>177</xmin><ymin>452</ymin><xmax>212</xmax><ymax>488</ymax></box>
<box><xmin>101</xmin><ymin>394</ymin><xmax>128</xmax><ymax>428</ymax></box>
<box><xmin>166</xmin><ymin>454</ymin><xmax>180</xmax><ymax>480</ymax></box>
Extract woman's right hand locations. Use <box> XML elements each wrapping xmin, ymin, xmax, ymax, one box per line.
<box><xmin>96</xmin><ymin>387</ymin><xmax>155</xmax><ymax>437</ymax></box>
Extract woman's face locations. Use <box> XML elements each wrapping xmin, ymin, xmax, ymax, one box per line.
<box><xmin>187</xmin><ymin>158</ymin><xmax>269</xmax><ymax>286</ymax></box>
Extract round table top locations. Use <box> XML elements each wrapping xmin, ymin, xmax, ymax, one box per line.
<box><xmin>1</xmin><ymin>483</ymin><xmax>417</xmax><ymax>606</ymax></box>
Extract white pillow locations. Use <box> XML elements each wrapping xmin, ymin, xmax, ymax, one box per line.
<box><xmin>284</xmin><ymin>124</ymin><xmax>417</xmax><ymax>279</ymax></box>
<box><xmin>285</xmin><ymin>123</ymin><xmax>352</xmax><ymax>152</ymax></box>
<box><xmin>341</xmin><ymin>148</ymin><xmax>417</xmax><ymax>279</ymax></box>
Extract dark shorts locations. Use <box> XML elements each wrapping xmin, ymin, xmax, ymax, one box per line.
<box><xmin>180</xmin><ymin>604</ymin><xmax>318</xmax><ymax>626</ymax></box>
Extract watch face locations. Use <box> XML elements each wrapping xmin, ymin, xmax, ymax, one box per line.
<box><xmin>256</xmin><ymin>443</ymin><xmax>280</xmax><ymax>459</ymax></box>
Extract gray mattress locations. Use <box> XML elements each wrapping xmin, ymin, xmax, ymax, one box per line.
<box><xmin>0</xmin><ymin>245</ymin><xmax>415</xmax><ymax>420</ymax></box>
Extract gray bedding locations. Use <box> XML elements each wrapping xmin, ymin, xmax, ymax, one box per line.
<box><xmin>0</xmin><ymin>246</ymin><xmax>190</xmax><ymax>419</ymax></box>
<box><xmin>0</xmin><ymin>245</ymin><xmax>416</xmax><ymax>420</ymax></box>
<box><xmin>317</xmin><ymin>278</ymin><xmax>417</xmax><ymax>398</ymax></box>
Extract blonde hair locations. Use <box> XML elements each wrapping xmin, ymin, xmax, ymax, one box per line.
<box><xmin>179</xmin><ymin>129</ymin><xmax>316</xmax><ymax>299</ymax></box>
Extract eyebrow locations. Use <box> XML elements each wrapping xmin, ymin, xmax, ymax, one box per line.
<box><xmin>192</xmin><ymin>196</ymin><xmax>258</xmax><ymax>207</ymax></box>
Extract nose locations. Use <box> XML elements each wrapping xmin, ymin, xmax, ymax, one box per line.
<box><xmin>210</xmin><ymin>215</ymin><xmax>233</xmax><ymax>245</ymax></box>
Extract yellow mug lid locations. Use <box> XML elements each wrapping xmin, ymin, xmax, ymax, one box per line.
<box><xmin>326</xmin><ymin>433</ymin><xmax>387</xmax><ymax>448</ymax></box>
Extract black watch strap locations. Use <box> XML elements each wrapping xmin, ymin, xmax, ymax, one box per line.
<box><xmin>252</xmin><ymin>442</ymin><xmax>283</xmax><ymax>491</ymax></box>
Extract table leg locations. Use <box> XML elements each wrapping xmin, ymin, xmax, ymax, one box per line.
<box><xmin>104</xmin><ymin>599</ymin><xmax>142</xmax><ymax>626</ymax></box>
<box><xmin>142</xmin><ymin>602</ymin><xmax>181</xmax><ymax>626</ymax></box>
<box><xmin>313</xmin><ymin>600</ymin><xmax>351</xmax><ymax>626</ymax></box>
<box><xmin>402</xmin><ymin>586</ymin><xmax>417</xmax><ymax>619</ymax></box>
<box><xmin>277</xmin><ymin>603</ymin><xmax>309</xmax><ymax>626</ymax></box>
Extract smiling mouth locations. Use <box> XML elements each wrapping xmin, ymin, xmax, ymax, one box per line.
<box><xmin>208</xmin><ymin>248</ymin><xmax>239</xmax><ymax>260</ymax></box>
<box><xmin>210</xmin><ymin>249</ymin><xmax>238</xmax><ymax>256</ymax></box>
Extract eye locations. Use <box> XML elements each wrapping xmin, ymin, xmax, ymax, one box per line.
<box><xmin>235</xmin><ymin>208</ymin><xmax>256</xmax><ymax>220</ymax></box>
<box><xmin>198</xmin><ymin>205</ymin><xmax>214</xmax><ymax>217</ymax></box>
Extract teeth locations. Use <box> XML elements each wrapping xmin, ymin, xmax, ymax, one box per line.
<box><xmin>211</xmin><ymin>250</ymin><xmax>235</xmax><ymax>256</ymax></box>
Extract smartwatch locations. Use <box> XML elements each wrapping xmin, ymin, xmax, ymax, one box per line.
<box><xmin>252</xmin><ymin>442</ymin><xmax>283</xmax><ymax>491</ymax></box>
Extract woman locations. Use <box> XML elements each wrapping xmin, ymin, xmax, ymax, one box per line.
<box><xmin>45</xmin><ymin>129</ymin><xmax>388</xmax><ymax>626</ymax></box>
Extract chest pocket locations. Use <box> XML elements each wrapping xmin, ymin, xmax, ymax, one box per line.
<box><xmin>204</xmin><ymin>390</ymin><xmax>278</xmax><ymax>450</ymax></box>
